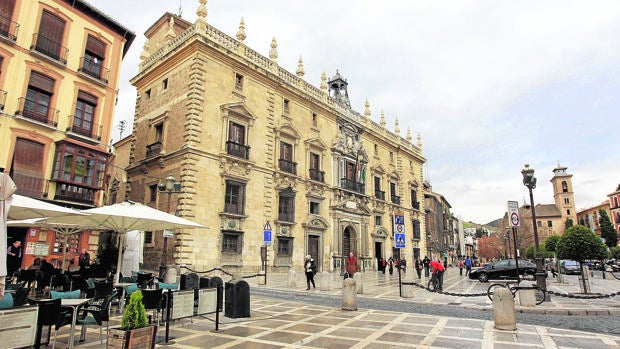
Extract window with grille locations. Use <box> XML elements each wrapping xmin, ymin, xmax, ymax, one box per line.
<box><xmin>277</xmin><ymin>237</ymin><xmax>292</xmax><ymax>256</ymax></box>
<box><xmin>222</xmin><ymin>232</ymin><xmax>242</xmax><ymax>253</ymax></box>
<box><xmin>278</xmin><ymin>187</ymin><xmax>295</xmax><ymax>222</ymax></box>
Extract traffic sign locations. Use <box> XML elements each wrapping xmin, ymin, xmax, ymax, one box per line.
<box><xmin>507</xmin><ymin>201</ymin><xmax>520</xmax><ymax>227</ymax></box>
<box><xmin>395</xmin><ymin>233</ymin><xmax>406</xmax><ymax>248</ymax></box>
<box><xmin>393</xmin><ymin>211</ymin><xmax>405</xmax><ymax>234</ymax></box>
<box><xmin>263</xmin><ymin>221</ymin><xmax>272</xmax><ymax>244</ymax></box>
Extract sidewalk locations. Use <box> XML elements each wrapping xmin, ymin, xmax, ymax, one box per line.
<box><xmin>57</xmin><ymin>268</ymin><xmax>620</xmax><ymax>348</ymax></box>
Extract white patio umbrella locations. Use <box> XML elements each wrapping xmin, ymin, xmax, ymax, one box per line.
<box><xmin>0</xmin><ymin>172</ymin><xmax>17</xmax><ymax>296</ymax></box>
<box><xmin>45</xmin><ymin>200</ymin><xmax>205</xmax><ymax>283</ymax></box>
<box><xmin>8</xmin><ymin>194</ymin><xmax>86</xmax><ymax>220</ymax></box>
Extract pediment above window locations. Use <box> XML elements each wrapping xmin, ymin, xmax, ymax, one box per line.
<box><xmin>305</xmin><ymin>137</ymin><xmax>328</xmax><ymax>152</ymax></box>
<box><xmin>408</xmin><ymin>178</ymin><xmax>419</xmax><ymax>187</ymax></box>
<box><xmin>371</xmin><ymin>164</ymin><xmax>386</xmax><ymax>175</ymax></box>
<box><xmin>219</xmin><ymin>157</ymin><xmax>253</xmax><ymax>180</ymax></box>
<box><xmin>276</xmin><ymin>122</ymin><xmax>301</xmax><ymax>141</ymax></box>
<box><xmin>302</xmin><ymin>215</ymin><xmax>329</xmax><ymax>230</ymax></box>
<box><xmin>221</xmin><ymin>102</ymin><xmax>256</xmax><ymax>125</ymax></box>
<box><xmin>371</xmin><ymin>227</ymin><xmax>390</xmax><ymax>239</ymax></box>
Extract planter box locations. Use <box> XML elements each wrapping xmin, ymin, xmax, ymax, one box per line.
<box><xmin>107</xmin><ymin>325</ymin><xmax>157</xmax><ymax>349</ymax></box>
<box><xmin>0</xmin><ymin>306</ymin><xmax>38</xmax><ymax>348</ymax></box>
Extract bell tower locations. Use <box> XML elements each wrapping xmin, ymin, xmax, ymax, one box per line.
<box><xmin>550</xmin><ymin>164</ymin><xmax>577</xmax><ymax>230</ymax></box>
<box><xmin>328</xmin><ymin>70</ymin><xmax>351</xmax><ymax>107</ymax></box>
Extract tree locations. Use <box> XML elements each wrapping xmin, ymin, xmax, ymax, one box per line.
<box><xmin>565</xmin><ymin>218</ymin><xmax>574</xmax><ymax>229</ymax></box>
<box><xmin>556</xmin><ymin>225</ymin><xmax>608</xmax><ymax>293</ymax></box>
<box><xmin>610</xmin><ymin>246</ymin><xmax>620</xmax><ymax>260</ymax></box>
<box><xmin>477</xmin><ymin>234</ymin><xmax>504</xmax><ymax>261</ymax></box>
<box><xmin>545</xmin><ymin>235</ymin><xmax>561</xmax><ymax>252</ymax></box>
<box><xmin>599</xmin><ymin>209</ymin><xmax>618</xmax><ymax>248</ymax></box>
<box><xmin>525</xmin><ymin>245</ymin><xmax>553</xmax><ymax>260</ymax></box>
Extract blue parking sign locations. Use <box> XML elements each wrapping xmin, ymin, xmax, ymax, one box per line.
<box><xmin>264</xmin><ymin>230</ymin><xmax>272</xmax><ymax>244</ymax></box>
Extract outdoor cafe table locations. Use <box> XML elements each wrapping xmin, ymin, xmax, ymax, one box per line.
<box><xmin>35</xmin><ymin>298</ymin><xmax>90</xmax><ymax>349</ymax></box>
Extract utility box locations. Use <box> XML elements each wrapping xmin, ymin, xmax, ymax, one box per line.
<box><xmin>224</xmin><ymin>279</ymin><xmax>250</xmax><ymax>318</ymax></box>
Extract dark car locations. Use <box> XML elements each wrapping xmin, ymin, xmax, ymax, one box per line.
<box><xmin>560</xmin><ymin>260</ymin><xmax>581</xmax><ymax>275</ymax></box>
<box><xmin>468</xmin><ymin>259</ymin><xmax>538</xmax><ymax>282</ymax></box>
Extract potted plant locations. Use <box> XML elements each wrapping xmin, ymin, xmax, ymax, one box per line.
<box><xmin>108</xmin><ymin>290</ymin><xmax>157</xmax><ymax>349</ymax></box>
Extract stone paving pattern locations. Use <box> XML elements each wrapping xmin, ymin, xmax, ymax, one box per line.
<box><xmin>50</xmin><ymin>267</ymin><xmax>620</xmax><ymax>348</ymax></box>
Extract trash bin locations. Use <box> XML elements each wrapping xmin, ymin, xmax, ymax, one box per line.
<box><xmin>224</xmin><ymin>279</ymin><xmax>250</xmax><ymax>318</ymax></box>
<box><xmin>180</xmin><ymin>272</ymin><xmax>198</xmax><ymax>290</ymax></box>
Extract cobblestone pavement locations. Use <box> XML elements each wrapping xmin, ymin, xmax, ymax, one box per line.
<box><xmin>52</xmin><ymin>267</ymin><xmax>620</xmax><ymax>348</ymax></box>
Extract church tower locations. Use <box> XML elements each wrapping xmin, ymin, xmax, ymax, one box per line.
<box><xmin>328</xmin><ymin>70</ymin><xmax>351</xmax><ymax>107</ymax></box>
<box><xmin>550</xmin><ymin>165</ymin><xmax>577</xmax><ymax>231</ymax></box>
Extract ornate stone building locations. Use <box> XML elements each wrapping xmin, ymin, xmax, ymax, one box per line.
<box><xmin>118</xmin><ymin>1</ymin><xmax>426</xmax><ymax>273</ymax></box>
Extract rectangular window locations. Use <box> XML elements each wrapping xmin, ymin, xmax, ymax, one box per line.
<box><xmin>547</xmin><ymin>221</ymin><xmax>553</xmax><ymax>227</ymax></box>
<box><xmin>235</xmin><ymin>73</ymin><xmax>243</xmax><ymax>90</ymax></box>
<box><xmin>222</xmin><ymin>232</ymin><xmax>242</xmax><ymax>253</ymax></box>
<box><xmin>375</xmin><ymin>215</ymin><xmax>382</xmax><ymax>226</ymax></box>
<box><xmin>162</xmin><ymin>78</ymin><xmax>168</xmax><ymax>90</ymax></box>
<box><xmin>145</xmin><ymin>89</ymin><xmax>151</xmax><ymax>99</ymax></box>
<box><xmin>149</xmin><ymin>184</ymin><xmax>157</xmax><ymax>203</ymax></box>
<box><xmin>312</xmin><ymin>113</ymin><xmax>317</xmax><ymax>126</ymax></box>
<box><xmin>11</xmin><ymin>138</ymin><xmax>45</xmax><ymax>196</ymax></box>
<box><xmin>279</xmin><ymin>141</ymin><xmax>296</xmax><ymax>174</ymax></box>
<box><xmin>52</xmin><ymin>142</ymin><xmax>107</xmax><ymax>188</ymax></box>
<box><xmin>224</xmin><ymin>180</ymin><xmax>245</xmax><ymax>214</ymax></box>
<box><xmin>36</xmin><ymin>11</ymin><xmax>66</xmax><ymax>61</ymax></box>
<box><xmin>24</xmin><ymin>71</ymin><xmax>54</xmax><ymax>123</ymax></box>
<box><xmin>226</xmin><ymin>122</ymin><xmax>248</xmax><ymax>159</ymax></box>
<box><xmin>310</xmin><ymin>201</ymin><xmax>319</xmax><ymax>215</ymax></box>
<box><xmin>389</xmin><ymin>151</ymin><xmax>393</xmax><ymax>162</ymax></box>
<box><xmin>278</xmin><ymin>195</ymin><xmax>295</xmax><ymax>222</ymax></box>
<box><xmin>277</xmin><ymin>237</ymin><xmax>292</xmax><ymax>256</ymax></box>
<box><xmin>411</xmin><ymin>189</ymin><xmax>419</xmax><ymax>209</ymax></box>
<box><xmin>413</xmin><ymin>220</ymin><xmax>421</xmax><ymax>239</ymax></box>
<box><xmin>144</xmin><ymin>231</ymin><xmax>153</xmax><ymax>245</ymax></box>
<box><xmin>309</xmin><ymin>152</ymin><xmax>323</xmax><ymax>182</ymax></box>
<box><xmin>82</xmin><ymin>35</ymin><xmax>106</xmax><ymax>80</ymax></box>
<box><xmin>537</xmin><ymin>221</ymin><xmax>542</xmax><ymax>227</ymax></box>
<box><xmin>0</xmin><ymin>0</ymin><xmax>16</xmax><ymax>39</ymax></box>
<box><xmin>374</xmin><ymin>144</ymin><xmax>378</xmax><ymax>155</ymax></box>
<box><xmin>72</xmin><ymin>91</ymin><xmax>97</xmax><ymax>137</ymax></box>
<box><xmin>283</xmin><ymin>99</ymin><xmax>289</xmax><ymax>114</ymax></box>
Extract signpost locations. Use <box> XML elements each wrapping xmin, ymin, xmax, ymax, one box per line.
<box><xmin>507</xmin><ymin>201</ymin><xmax>520</xmax><ymax>282</ymax></box>
<box><xmin>393</xmin><ymin>212</ymin><xmax>406</xmax><ymax>249</ymax></box>
<box><xmin>263</xmin><ymin>221</ymin><xmax>272</xmax><ymax>245</ymax></box>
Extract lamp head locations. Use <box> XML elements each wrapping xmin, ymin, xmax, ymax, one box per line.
<box><xmin>521</xmin><ymin>164</ymin><xmax>536</xmax><ymax>189</ymax></box>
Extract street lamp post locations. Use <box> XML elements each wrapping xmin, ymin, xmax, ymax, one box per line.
<box><xmin>158</xmin><ymin>175</ymin><xmax>181</xmax><ymax>279</ymax></box>
<box><xmin>521</xmin><ymin>164</ymin><xmax>546</xmax><ymax>293</ymax></box>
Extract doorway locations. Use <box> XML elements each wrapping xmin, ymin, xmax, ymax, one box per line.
<box><xmin>308</xmin><ymin>234</ymin><xmax>320</xmax><ymax>271</ymax></box>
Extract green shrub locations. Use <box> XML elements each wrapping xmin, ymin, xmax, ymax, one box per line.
<box><xmin>120</xmin><ymin>289</ymin><xmax>147</xmax><ymax>330</ymax></box>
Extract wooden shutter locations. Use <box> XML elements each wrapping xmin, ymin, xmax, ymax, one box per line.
<box><xmin>77</xmin><ymin>91</ymin><xmax>97</xmax><ymax>105</ymax></box>
<box><xmin>28</xmin><ymin>71</ymin><xmax>54</xmax><ymax>93</ymax></box>
<box><xmin>86</xmin><ymin>35</ymin><xmax>106</xmax><ymax>58</ymax></box>
<box><xmin>40</xmin><ymin>10</ymin><xmax>65</xmax><ymax>43</ymax></box>
<box><xmin>12</xmin><ymin>138</ymin><xmax>45</xmax><ymax>194</ymax></box>
<box><xmin>0</xmin><ymin>0</ymin><xmax>15</xmax><ymax>34</ymax></box>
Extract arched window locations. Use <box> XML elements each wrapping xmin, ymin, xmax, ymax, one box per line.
<box><xmin>561</xmin><ymin>181</ymin><xmax>568</xmax><ymax>193</ymax></box>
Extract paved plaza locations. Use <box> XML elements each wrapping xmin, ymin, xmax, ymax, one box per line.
<box><xmin>49</xmin><ymin>268</ymin><xmax>620</xmax><ymax>348</ymax></box>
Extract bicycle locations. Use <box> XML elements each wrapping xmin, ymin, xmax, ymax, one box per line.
<box><xmin>427</xmin><ymin>271</ymin><xmax>441</xmax><ymax>292</ymax></box>
<box><xmin>487</xmin><ymin>282</ymin><xmax>546</xmax><ymax>305</ymax></box>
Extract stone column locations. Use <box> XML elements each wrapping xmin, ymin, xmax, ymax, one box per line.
<box><xmin>319</xmin><ymin>271</ymin><xmax>330</xmax><ymax>291</ymax></box>
<box><xmin>342</xmin><ymin>278</ymin><xmax>357</xmax><ymax>311</ymax></box>
<box><xmin>287</xmin><ymin>269</ymin><xmax>296</xmax><ymax>288</ymax></box>
<box><xmin>353</xmin><ymin>272</ymin><xmax>363</xmax><ymax>294</ymax></box>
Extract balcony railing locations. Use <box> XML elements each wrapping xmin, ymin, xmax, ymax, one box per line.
<box><xmin>226</xmin><ymin>140</ymin><xmax>250</xmax><ymax>159</ymax></box>
<box><xmin>0</xmin><ymin>89</ymin><xmax>6</xmax><ymax>111</ymax></box>
<box><xmin>31</xmin><ymin>33</ymin><xmax>68</xmax><ymax>64</ymax></box>
<box><xmin>278</xmin><ymin>158</ymin><xmax>297</xmax><ymax>175</ymax></box>
<box><xmin>146</xmin><ymin>141</ymin><xmax>162</xmax><ymax>158</ymax></box>
<box><xmin>309</xmin><ymin>168</ymin><xmax>324</xmax><ymax>182</ymax></box>
<box><xmin>12</xmin><ymin>173</ymin><xmax>45</xmax><ymax>198</ymax></box>
<box><xmin>16</xmin><ymin>97</ymin><xmax>59</xmax><ymax>127</ymax></box>
<box><xmin>391</xmin><ymin>195</ymin><xmax>401</xmax><ymax>205</ymax></box>
<box><xmin>340</xmin><ymin>178</ymin><xmax>365</xmax><ymax>194</ymax></box>
<box><xmin>412</xmin><ymin>201</ymin><xmax>420</xmax><ymax>210</ymax></box>
<box><xmin>67</xmin><ymin>115</ymin><xmax>102</xmax><ymax>140</ymax></box>
<box><xmin>374</xmin><ymin>190</ymin><xmax>385</xmax><ymax>200</ymax></box>
<box><xmin>0</xmin><ymin>15</ymin><xmax>19</xmax><ymax>42</ymax></box>
<box><xmin>79</xmin><ymin>56</ymin><xmax>109</xmax><ymax>84</ymax></box>
<box><xmin>54</xmin><ymin>182</ymin><xmax>96</xmax><ymax>205</ymax></box>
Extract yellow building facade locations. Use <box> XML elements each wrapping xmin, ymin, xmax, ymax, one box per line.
<box><xmin>120</xmin><ymin>3</ymin><xmax>426</xmax><ymax>274</ymax></box>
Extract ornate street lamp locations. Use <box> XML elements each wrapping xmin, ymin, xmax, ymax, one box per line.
<box><xmin>158</xmin><ymin>175</ymin><xmax>181</xmax><ymax>278</ymax></box>
<box><xmin>521</xmin><ymin>164</ymin><xmax>546</xmax><ymax>292</ymax></box>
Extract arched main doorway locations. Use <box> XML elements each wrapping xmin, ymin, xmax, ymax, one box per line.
<box><xmin>342</xmin><ymin>225</ymin><xmax>357</xmax><ymax>269</ymax></box>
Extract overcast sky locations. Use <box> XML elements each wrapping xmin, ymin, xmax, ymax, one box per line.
<box><xmin>96</xmin><ymin>0</ymin><xmax>620</xmax><ymax>224</ymax></box>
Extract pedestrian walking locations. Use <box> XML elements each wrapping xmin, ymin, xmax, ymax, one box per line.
<box><xmin>388</xmin><ymin>257</ymin><xmax>394</xmax><ymax>275</ymax></box>
<box><xmin>345</xmin><ymin>252</ymin><xmax>358</xmax><ymax>279</ymax></box>
<box><xmin>380</xmin><ymin>258</ymin><xmax>386</xmax><ymax>274</ymax></box>
<box><xmin>465</xmin><ymin>256</ymin><xmax>472</xmax><ymax>276</ymax></box>
<box><xmin>423</xmin><ymin>256</ymin><xmax>431</xmax><ymax>277</ymax></box>
<box><xmin>415</xmin><ymin>257</ymin><xmax>422</xmax><ymax>279</ymax></box>
<box><xmin>458</xmin><ymin>259</ymin><xmax>464</xmax><ymax>276</ymax></box>
<box><xmin>305</xmin><ymin>255</ymin><xmax>317</xmax><ymax>290</ymax></box>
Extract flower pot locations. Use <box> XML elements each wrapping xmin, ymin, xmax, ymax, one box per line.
<box><xmin>107</xmin><ymin>325</ymin><xmax>157</xmax><ymax>349</ymax></box>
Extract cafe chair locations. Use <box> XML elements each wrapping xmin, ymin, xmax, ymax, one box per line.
<box><xmin>18</xmin><ymin>269</ymin><xmax>37</xmax><ymax>289</ymax></box>
<box><xmin>141</xmin><ymin>288</ymin><xmax>164</xmax><ymax>327</ymax></box>
<box><xmin>28</xmin><ymin>298</ymin><xmax>73</xmax><ymax>349</ymax></box>
<box><xmin>77</xmin><ymin>291</ymin><xmax>117</xmax><ymax>344</ymax></box>
<box><xmin>136</xmin><ymin>272</ymin><xmax>154</xmax><ymax>289</ymax></box>
<box><xmin>94</xmin><ymin>280</ymin><xmax>114</xmax><ymax>299</ymax></box>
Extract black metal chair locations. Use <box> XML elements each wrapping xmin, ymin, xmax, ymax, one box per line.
<box><xmin>94</xmin><ymin>280</ymin><xmax>114</xmax><ymax>299</ymax></box>
<box><xmin>141</xmin><ymin>288</ymin><xmax>164</xmax><ymax>327</ymax></box>
<box><xmin>136</xmin><ymin>272</ymin><xmax>154</xmax><ymax>289</ymax></box>
<box><xmin>28</xmin><ymin>298</ymin><xmax>73</xmax><ymax>349</ymax></box>
<box><xmin>77</xmin><ymin>290</ymin><xmax>117</xmax><ymax>344</ymax></box>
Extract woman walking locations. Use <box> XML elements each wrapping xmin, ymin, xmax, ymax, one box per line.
<box><xmin>305</xmin><ymin>255</ymin><xmax>317</xmax><ymax>290</ymax></box>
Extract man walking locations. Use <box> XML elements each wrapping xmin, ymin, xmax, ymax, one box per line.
<box><xmin>465</xmin><ymin>256</ymin><xmax>472</xmax><ymax>276</ymax></box>
<box><xmin>422</xmin><ymin>256</ymin><xmax>431</xmax><ymax>277</ymax></box>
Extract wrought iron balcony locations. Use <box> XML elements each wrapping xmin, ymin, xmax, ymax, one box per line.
<box><xmin>340</xmin><ymin>178</ymin><xmax>365</xmax><ymax>194</ymax></box>
<box><xmin>278</xmin><ymin>158</ymin><xmax>297</xmax><ymax>175</ymax></box>
<box><xmin>16</xmin><ymin>97</ymin><xmax>59</xmax><ymax>127</ymax></box>
<box><xmin>374</xmin><ymin>190</ymin><xmax>385</xmax><ymax>200</ymax></box>
<box><xmin>146</xmin><ymin>141</ymin><xmax>162</xmax><ymax>158</ymax></box>
<box><xmin>67</xmin><ymin>115</ymin><xmax>102</xmax><ymax>140</ymax></box>
<box><xmin>226</xmin><ymin>140</ymin><xmax>250</xmax><ymax>159</ymax></box>
<box><xmin>31</xmin><ymin>33</ymin><xmax>68</xmax><ymax>64</ymax></box>
<box><xmin>79</xmin><ymin>56</ymin><xmax>109</xmax><ymax>84</ymax></box>
<box><xmin>309</xmin><ymin>168</ymin><xmax>324</xmax><ymax>182</ymax></box>
<box><xmin>391</xmin><ymin>195</ymin><xmax>401</xmax><ymax>205</ymax></box>
<box><xmin>0</xmin><ymin>15</ymin><xmax>19</xmax><ymax>42</ymax></box>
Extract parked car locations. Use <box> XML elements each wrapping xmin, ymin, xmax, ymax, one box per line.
<box><xmin>468</xmin><ymin>259</ymin><xmax>538</xmax><ymax>282</ymax></box>
<box><xmin>559</xmin><ymin>260</ymin><xmax>581</xmax><ymax>275</ymax></box>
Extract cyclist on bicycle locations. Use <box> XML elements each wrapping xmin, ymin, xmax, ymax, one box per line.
<box><xmin>429</xmin><ymin>257</ymin><xmax>445</xmax><ymax>290</ymax></box>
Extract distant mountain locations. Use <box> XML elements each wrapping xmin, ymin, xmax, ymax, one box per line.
<box><xmin>486</xmin><ymin>219</ymin><xmax>501</xmax><ymax>228</ymax></box>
